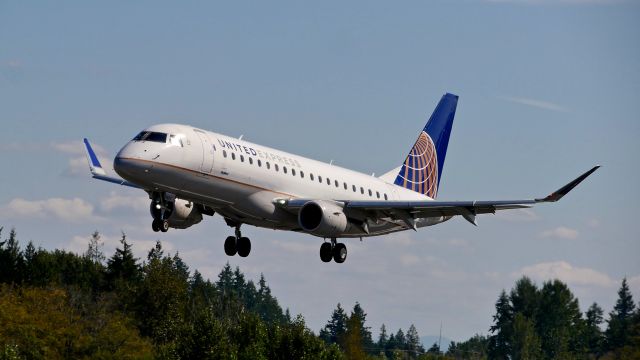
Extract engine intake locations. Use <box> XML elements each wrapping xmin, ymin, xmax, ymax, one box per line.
<box><xmin>298</xmin><ymin>200</ymin><xmax>349</xmax><ymax>237</ymax></box>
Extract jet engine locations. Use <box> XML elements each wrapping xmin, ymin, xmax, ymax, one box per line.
<box><xmin>166</xmin><ymin>198</ymin><xmax>203</xmax><ymax>229</ymax></box>
<box><xmin>298</xmin><ymin>200</ymin><xmax>349</xmax><ymax>237</ymax></box>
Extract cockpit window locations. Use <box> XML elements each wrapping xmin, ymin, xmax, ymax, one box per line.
<box><xmin>132</xmin><ymin>131</ymin><xmax>168</xmax><ymax>143</ymax></box>
<box><xmin>169</xmin><ymin>134</ymin><xmax>184</xmax><ymax>147</ymax></box>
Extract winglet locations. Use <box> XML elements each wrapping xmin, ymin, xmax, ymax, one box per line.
<box><xmin>536</xmin><ymin>165</ymin><xmax>600</xmax><ymax>203</ymax></box>
<box><xmin>83</xmin><ymin>138</ymin><xmax>107</xmax><ymax>176</ymax></box>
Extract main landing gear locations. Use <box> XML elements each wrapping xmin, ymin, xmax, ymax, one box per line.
<box><xmin>320</xmin><ymin>238</ymin><xmax>347</xmax><ymax>264</ymax></box>
<box><xmin>224</xmin><ymin>225</ymin><xmax>251</xmax><ymax>258</ymax></box>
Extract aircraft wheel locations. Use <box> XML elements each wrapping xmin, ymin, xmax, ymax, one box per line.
<box><xmin>160</xmin><ymin>219</ymin><xmax>170</xmax><ymax>233</ymax></box>
<box><xmin>237</xmin><ymin>237</ymin><xmax>251</xmax><ymax>257</ymax></box>
<box><xmin>333</xmin><ymin>243</ymin><xmax>347</xmax><ymax>264</ymax></box>
<box><xmin>224</xmin><ymin>236</ymin><xmax>237</xmax><ymax>256</ymax></box>
<box><xmin>320</xmin><ymin>242</ymin><xmax>333</xmax><ymax>262</ymax></box>
<box><xmin>152</xmin><ymin>219</ymin><xmax>161</xmax><ymax>232</ymax></box>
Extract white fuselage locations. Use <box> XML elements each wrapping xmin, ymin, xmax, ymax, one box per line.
<box><xmin>114</xmin><ymin>124</ymin><xmax>446</xmax><ymax>238</ymax></box>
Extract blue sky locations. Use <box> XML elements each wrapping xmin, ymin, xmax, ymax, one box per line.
<box><xmin>1</xmin><ymin>0</ymin><xmax>639</xmax><ymax>342</ymax></box>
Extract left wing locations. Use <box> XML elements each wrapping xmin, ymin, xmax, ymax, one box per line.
<box><xmin>282</xmin><ymin>166</ymin><xmax>599</xmax><ymax>228</ymax></box>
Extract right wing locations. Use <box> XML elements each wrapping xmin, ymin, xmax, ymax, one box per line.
<box><xmin>281</xmin><ymin>166</ymin><xmax>600</xmax><ymax>229</ymax></box>
<box><xmin>83</xmin><ymin>138</ymin><xmax>141</xmax><ymax>189</ymax></box>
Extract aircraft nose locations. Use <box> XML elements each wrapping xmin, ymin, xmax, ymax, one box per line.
<box><xmin>113</xmin><ymin>143</ymin><xmax>150</xmax><ymax>179</ymax></box>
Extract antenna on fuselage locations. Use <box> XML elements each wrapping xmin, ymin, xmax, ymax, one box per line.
<box><xmin>238</xmin><ymin>135</ymin><xmax>244</xmax><ymax>140</ymax></box>
<box><xmin>329</xmin><ymin>160</ymin><xmax>334</xmax><ymax>165</ymax></box>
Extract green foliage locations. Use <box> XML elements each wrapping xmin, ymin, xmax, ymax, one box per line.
<box><xmin>447</xmin><ymin>334</ymin><xmax>488</xmax><ymax>359</ymax></box>
<box><xmin>0</xmin><ymin>228</ymin><xmax>339</xmax><ymax>359</ymax></box>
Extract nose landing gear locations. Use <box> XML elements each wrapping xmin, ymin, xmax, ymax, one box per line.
<box><xmin>320</xmin><ymin>238</ymin><xmax>347</xmax><ymax>264</ymax></box>
<box><xmin>150</xmin><ymin>192</ymin><xmax>173</xmax><ymax>233</ymax></box>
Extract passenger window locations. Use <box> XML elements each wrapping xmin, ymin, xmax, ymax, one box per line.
<box><xmin>266</xmin><ymin>162</ymin><xmax>270</xmax><ymax>169</ymax></box>
<box><xmin>300</xmin><ymin>171</ymin><xmax>304</xmax><ymax>178</ymax></box>
<box><xmin>376</xmin><ymin>191</ymin><xmax>380</xmax><ymax>199</ymax></box>
<box><xmin>368</xmin><ymin>189</ymin><xmax>372</xmax><ymax>196</ymax></box>
<box><xmin>319</xmin><ymin>176</ymin><xmax>322</xmax><ymax>183</ymax></box>
<box><xmin>223</xmin><ymin>150</ymin><xmax>227</xmax><ymax>158</ymax></box>
<box><xmin>249</xmin><ymin>157</ymin><xmax>253</xmax><ymax>165</ymax></box>
<box><xmin>283</xmin><ymin>166</ymin><xmax>287</xmax><ymax>174</ymax></box>
<box><xmin>326</xmin><ymin>178</ymin><xmax>330</xmax><ymax>185</ymax></box>
<box><xmin>384</xmin><ymin>194</ymin><xmax>388</xmax><ymax>200</ymax></box>
<box><xmin>292</xmin><ymin>169</ymin><xmax>296</xmax><ymax>176</ymax></box>
<box><xmin>335</xmin><ymin>180</ymin><xmax>339</xmax><ymax>188</ymax></box>
<box><xmin>240</xmin><ymin>155</ymin><xmax>244</xmax><ymax>162</ymax></box>
<box><xmin>343</xmin><ymin>182</ymin><xmax>347</xmax><ymax>190</ymax></box>
<box><xmin>232</xmin><ymin>153</ymin><xmax>236</xmax><ymax>160</ymax></box>
<box><xmin>352</xmin><ymin>185</ymin><xmax>356</xmax><ymax>192</ymax></box>
<box><xmin>310</xmin><ymin>173</ymin><xmax>314</xmax><ymax>181</ymax></box>
<box><xmin>360</xmin><ymin>187</ymin><xmax>364</xmax><ymax>194</ymax></box>
<box><xmin>275</xmin><ymin>164</ymin><xmax>279</xmax><ymax>172</ymax></box>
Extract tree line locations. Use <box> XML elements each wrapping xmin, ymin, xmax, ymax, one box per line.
<box><xmin>1</xmin><ymin>226</ymin><xmax>639</xmax><ymax>359</ymax></box>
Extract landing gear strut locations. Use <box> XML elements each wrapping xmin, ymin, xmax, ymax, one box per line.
<box><xmin>320</xmin><ymin>238</ymin><xmax>347</xmax><ymax>264</ymax></box>
<box><xmin>224</xmin><ymin>224</ymin><xmax>251</xmax><ymax>257</ymax></box>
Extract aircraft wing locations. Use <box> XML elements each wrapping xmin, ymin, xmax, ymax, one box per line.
<box><xmin>282</xmin><ymin>166</ymin><xmax>599</xmax><ymax>227</ymax></box>
<box><xmin>83</xmin><ymin>138</ymin><xmax>141</xmax><ymax>189</ymax></box>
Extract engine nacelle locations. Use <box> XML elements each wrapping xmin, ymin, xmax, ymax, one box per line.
<box><xmin>298</xmin><ymin>200</ymin><xmax>349</xmax><ymax>237</ymax></box>
<box><xmin>167</xmin><ymin>198</ymin><xmax>203</xmax><ymax>229</ymax></box>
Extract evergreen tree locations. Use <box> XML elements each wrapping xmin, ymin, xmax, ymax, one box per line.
<box><xmin>0</xmin><ymin>228</ymin><xmax>23</xmax><ymax>284</ymax></box>
<box><xmin>511</xmin><ymin>313</ymin><xmax>542</xmax><ymax>359</ymax></box>
<box><xmin>378</xmin><ymin>324</ymin><xmax>388</xmax><ymax>349</ymax></box>
<box><xmin>427</xmin><ymin>342</ymin><xmax>441</xmax><ymax>355</ymax></box>
<box><xmin>343</xmin><ymin>313</ymin><xmax>367</xmax><ymax>359</ymax></box>
<box><xmin>84</xmin><ymin>231</ymin><xmax>105</xmax><ymax>265</ymax></box>
<box><xmin>406</xmin><ymin>324</ymin><xmax>424</xmax><ymax>356</ymax></box>
<box><xmin>605</xmin><ymin>277</ymin><xmax>636</xmax><ymax>351</ymax></box>
<box><xmin>536</xmin><ymin>279</ymin><xmax>584</xmax><ymax>358</ymax></box>
<box><xmin>446</xmin><ymin>334</ymin><xmax>488</xmax><ymax>359</ymax></box>
<box><xmin>351</xmin><ymin>302</ymin><xmax>374</xmax><ymax>351</ymax></box>
<box><xmin>584</xmin><ymin>302</ymin><xmax>604</xmax><ymax>356</ymax></box>
<box><xmin>488</xmin><ymin>290</ymin><xmax>513</xmax><ymax>359</ymax></box>
<box><xmin>510</xmin><ymin>276</ymin><xmax>539</xmax><ymax>319</ymax></box>
<box><xmin>320</xmin><ymin>303</ymin><xmax>348</xmax><ymax>346</ymax></box>
<box><xmin>106</xmin><ymin>232</ymin><xmax>140</xmax><ymax>285</ymax></box>
<box><xmin>395</xmin><ymin>328</ymin><xmax>406</xmax><ymax>350</ymax></box>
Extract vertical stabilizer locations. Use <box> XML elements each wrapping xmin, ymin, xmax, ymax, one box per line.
<box><xmin>393</xmin><ymin>93</ymin><xmax>458</xmax><ymax>198</ymax></box>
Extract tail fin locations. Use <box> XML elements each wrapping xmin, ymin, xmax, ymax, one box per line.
<box><xmin>393</xmin><ymin>93</ymin><xmax>458</xmax><ymax>198</ymax></box>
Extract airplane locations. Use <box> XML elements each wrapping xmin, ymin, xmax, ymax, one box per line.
<box><xmin>84</xmin><ymin>93</ymin><xmax>599</xmax><ymax>263</ymax></box>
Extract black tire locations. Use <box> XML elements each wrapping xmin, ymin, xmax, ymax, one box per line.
<box><xmin>237</xmin><ymin>237</ymin><xmax>251</xmax><ymax>257</ymax></box>
<box><xmin>320</xmin><ymin>242</ymin><xmax>332</xmax><ymax>263</ymax></box>
<box><xmin>152</xmin><ymin>219</ymin><xmax>161</xmax><ymax>232</ymax></box>
<box><xmin>160</xmin><ymin>219</ymin><xmax>169</xmax><ymax>232</ymax></box>
<box><xmin>333</xmin><ymin>243</ymin><xmax>347</xmax><ymax>263</ymax></box>
<box><xmin>224</xmin><ymin>236</ymin><xmax>237</xmax><ymax>256</ymax></box>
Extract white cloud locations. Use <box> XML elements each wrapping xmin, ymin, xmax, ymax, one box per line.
<box><xmin>540</xmin><ymin>226</ymin><xmax>579</xmax><ymax>240</ymax></box>
<box><xmin>498</xmin><ymin>95</ymin><xmax>569</xmax><ymax>112</ymax></box>
<box><xmin>100</xmin><ymin>191</ymin><xmax>149</xmax><ymax>213</ymax></box>
<box><xmin>0</xmin><ymin>197</ymin><xmax>99</xmax><ymax>222</ymax></box>
<box><xmin>514</xmin><ymin>261</ymin><xmax>615</xmax><ymax>287</ymax></box>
